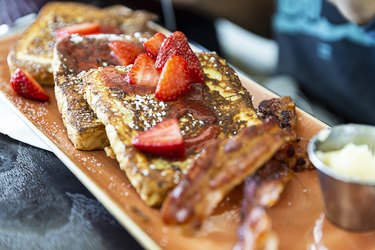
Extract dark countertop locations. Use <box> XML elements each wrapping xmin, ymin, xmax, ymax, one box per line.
<box><xmin>0</xmin><ymin>132</ymin><xmax>143</xmax><ymax>249</ymax></box>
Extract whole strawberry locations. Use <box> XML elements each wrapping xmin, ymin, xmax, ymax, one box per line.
<box><xmin>10</xmin><ymin>68</ymin><xmax>49</xmax><ymax>102</ymax></box>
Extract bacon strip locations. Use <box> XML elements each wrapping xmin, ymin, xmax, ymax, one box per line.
<box><xmin>235</xmin><ymin>158</ymin><xmax>292</xmax><ymax>250</ymax></box>
<box><xmin>236</xmin><ymin>96</ymin><xmax>312</xmax><ymax>250</ymax></box>
<box><xmin>257</xmin><ymin>96</ymin><xmax>297</xmax><ymax>132</ymax></box>
<box><xmin>258</xmin><ymin>96</ymin><xmax>313</xmax><ymax>172</ymax></box>
<box><xmin>161</xmin><ymin>120</ymin><xmax>295</xmax><ymax>230</ymax></box>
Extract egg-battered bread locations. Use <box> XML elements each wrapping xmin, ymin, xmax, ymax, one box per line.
<box><xmin>84</xmin><ymin>52</ymin><xmax>261</xmax><ymax>206</ymax></box>
<box><xmin>8</xmin><ymin>1</ymin><xmax>154</xmax><ymax>85</ymax></box>
<box><xmin>53</xmin><ymin>33</ymin><xmax>152</xmax><ymax>150</ymax></box>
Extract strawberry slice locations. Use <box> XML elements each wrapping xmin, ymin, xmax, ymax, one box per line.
<box><xmin>132</xmin><ymin>118</ymin><xmax>185</xmax><ymax>159</ymax></box>
<box><xmin>143</xmin><ymin>32</ymin><xmax>166</xmax><ymax>58</ymax></box>
<box><xmin>155</xmin><ymin>55</ymin><xmax>190</xmax><ymax>101</ymax></box>
<box><xmin>128</xmin><ymin>53</ymin><xmax>160</xmax><ymax>87</ymax></box>
<box><xmin>108</xmin><ymin>40</ymin><xmax>144</xmax><ymax>66</ymax></box>
<box><xmin>56</xmin><ymin>22</ymin><xmax>100</xmax><ymax>39</ymax></box>
<box><xmin>10</xmin><ymin>68</ymin><xmax>49</xmax><ymax>102</ymax></box>
<box><xmin>98</xmin><ymin>24</ymin><xmax>122</xmax><ymax>34</ymax></box>
<box><xmin>155</xmin><ymin>31</ymin><xmax>204</xmax><ymax>84</ymax></box>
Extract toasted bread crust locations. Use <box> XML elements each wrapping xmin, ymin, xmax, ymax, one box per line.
<box><xmin>84</xmin><ymin>52</ymin><xmax>260</xmax><ymax>206</ymax></box>
<box><xmin>8</xmin><ymin>1</ymin><xmax>155</xmax><ymax>85</ymax></box>
<box><xmin>53</xmin><ymin>34</ymin><xmax>151</xmax><ymax>150</ymax></box>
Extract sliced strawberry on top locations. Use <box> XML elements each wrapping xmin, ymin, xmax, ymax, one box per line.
<box><xmin>155</xmin><ymin>55</ymin><xmax>190</xmax><ymax>101</ymax></box>
<box><xmin>155</xmin><ymin>31</ymin><xmax>204</xmax><ymax>84</ymax></box>
<box><xmin>10</xmin><ymin>68</ymin><xmax>49</xmax><ymax>102</ymax></box>
<box><xmin>155</xmin><ymin>31</ymin><xmax>187</xmax><ymax>70</ymax></box>
<box><xmin>143</xmin><ymin>32</ymin><xmax>167</xmax><ymax>58</ymax></box>
<box><xmin>128</xmin><ymin>53</ymin><xmax>160</xmax><ymax>87</ymax></box>
<box><xmin>56</xmin><ymin>22</ymin><xmax>100</xmax><ymax>40</ymax></box>
<box><xmin>99</xmin><ymin>24</ymin><xmax>122</xmax><ymax>34</ymax></box>
<box><xmin>108</xmin><ymin>40</ymin><xmax>144</xmax><ymax>66</ymax></box>
<box><xmin>132</xmin><ymin>118</ymin><xmax>185</xmax><ymax>159</ymax></box>
<box><xmin>182</xmin><ymin>48</ymin><xmax>205</xmax><ymax>84</ymax></box>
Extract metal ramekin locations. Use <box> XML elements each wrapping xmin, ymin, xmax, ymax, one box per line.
<box><xmin>308</xmin><ymin>124</ymin><xmax>375</xmax><ymax>232</ymax></box>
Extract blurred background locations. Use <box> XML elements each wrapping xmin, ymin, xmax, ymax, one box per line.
<box><xmin>2</xmin><ymin>0</ymin><xmax>375</xmax><ymax>125</ymax></box>
<box><xmin>1</xmin><ymin>0</ymin><xmax>348</xmax><ymax>126</ymax></box>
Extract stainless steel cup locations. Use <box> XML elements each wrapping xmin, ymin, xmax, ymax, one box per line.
<box><xmin>308</xmin><ymin>124</ymin><xmax>375</xmax><ymax>232</ymax></box>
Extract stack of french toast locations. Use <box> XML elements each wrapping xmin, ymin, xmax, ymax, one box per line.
<box><xmin>7</xmin><ymin>2</ymin><xmax>312</xmax><ymax>248</ymax></box>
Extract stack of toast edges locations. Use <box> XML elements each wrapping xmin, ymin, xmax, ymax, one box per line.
<box><xmin>7</xmin><ymin>1</ymin><xmax>155</xmax><ymax>85</ymax></box>
<box><xmin>8</xmin><ymin>1</ymin><xmax>155</xmax><ymax>150</ymax></box>
<box><xmin>53</xmin><ymin>33</ymin><xmax>153</xmax><ymax>150</ymax></box>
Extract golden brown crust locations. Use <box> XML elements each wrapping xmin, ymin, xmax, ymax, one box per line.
<box><xmin>257</xmin><ymin>96</ymin><xmax>297</xmax><ymax>131</ymax></box>
<box><xmin>7</xmin><ymin>45</ymin><xmax>54</xmax><ymax>85</ymax></box>
<box><xmin>161</xmin><ymin>120</ymin><xmax>295</xmax><ymax>229</ymax></box>
<box><xmin>257</xmin><ymin>96</ymin><xmax>313</xmax><ymax>172</ymax></box>
<box><xmin>53</xmin><ymin>33</ymin><xmax>151</xmax><ymax>150</ymax></box>
<box><xmin>84</xmin><ymin>52</ymin><xmax>260</xmax><ymax>206</ymax></box>
<box><xmin>8</xmin><ymin>1</ymin><xmax>155</xmax><ymax>85</ymax></box>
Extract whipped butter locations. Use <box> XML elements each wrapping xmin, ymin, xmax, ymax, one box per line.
<box><xmin>317</xmin><ymin>143</ymin><xmax>375</xmax><ymax>181</ymax></box>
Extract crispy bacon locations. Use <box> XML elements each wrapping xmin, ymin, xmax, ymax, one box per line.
<box><xmin>235</xmin><ymin>157</ymin><xmax>292</xmax><ymax>250</ymax></box>
<box><xmin>235</xmin><ymin>207</ymin><xmax>277</xmax><ymax>250</ymax></box>
<box><xmin>161</xmin><ymin>120</ymin><xmax>295</xmax><ymax>230</ymax></box>
<box><xmin>236</xmin><ymin>96</ymin><xmax>312</xmax><ymax>250</ymax></box>
<box><xmin>258</xmin><ymin>96</ymin><xmax>313</xmax><ymax>172</ymax></box>
<box><xmin>257</xmin><ymin>96</ymin><xmax>297</xmax><ymax>132</ymax></box>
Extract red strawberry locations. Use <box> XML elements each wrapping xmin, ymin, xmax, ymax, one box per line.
<box><xmin>108</xmin><ymin>40</ymin><xmax>144</xmax><ymax>66</ymax></box>
<box><xmin>99</xmin><ymin>24</ymin><xmax>122</xmax><ymax>34</ymax></box>
<box><xmin>132</xmin><ymin>118</ymin><xmax>185</xmax><ymax>159</ymax></box>
<box><xmin>10</xmin><ymin>68</ymin><xmax>49</xmax><ymax>102</ymax></box>
<box><xmin>56</xmin><ymin>23</ymin><xmax>100</xmax><ymax>39</ymax></box>
<box><xmin>143</xmin><ymin>32</ymin><xmax>166</xmax><ymax>58</ymax></box>
<box><xmin>155</xmin><ymin>31</ymin><xmax>204</xmax><ymax>83</ymax></box>
<box><xmin>128</xmin><ymin>53</ymin><xmax>160</xmax><ymax>87</ymax></box>
<box><xmin>155</xmin><ymin>55</ymin><xmax>190</xmax><ymax>101</ymax></box>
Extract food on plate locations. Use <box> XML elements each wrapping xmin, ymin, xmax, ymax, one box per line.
<box><xmin>257</xmin><ymin>96</ymin><xmax>297</xmax><ymax>132</ymax></box>
<box><xmin>317</xmin><ymin>143</ymin><xmax>375</xmax><ymax>181</ymax></box>
<box><xmin>127</xmin><ymin>53</ymin><xmax>160</xmax><ymax>87</ymax></box>
<box><xmin>161</xmin><ymin>97</ymin><xmax>310</xmax><ymax>233</ymax></box>
<box><xmin>5</xmin><ymin>2</ymin><xmax>315</xmax><ymax>247</ymax></box>
<box><xmin>84</xmin><ymin>34</ymin><xmax>260</xmax><ymax>205</ymax></box>
<box><xmin>7</xmin><ymin>2</ymin><xmax>154</xmax><ymax>85</ymax></box>
<box><xmin>55</xmin><ymin>22</ymin><xmax>100</xmax><ymax>40</ymax></box>
<box><xmin>10</xmin><ymin>68</ymin><xmax>49</xmax><ymax>102</ymax></box>
<box><xmin>236</xmin><ymin>162</ymin><xmax>291</xmax><ymax>250</ymax></box>
<box><xmin>258</xmin><ymin>97</ymin><xmax>313</xmax><ymax>173</ymax></box>
<box><xmin>143</xmin><ymin>32</ymin><xmax>167</xmax><ymax>58</ymax></box>
<box><xmin>155</xmin><ymin>31</ymin><xmax>204</xmax><ymax>84</ymax></box>
<box><xmin>155</xmin><ymin>55</ymin><xmax>191</xmax><ymax>101</ymax></box>
<box><xmin>53</xmin><ymin>33</ymin><xmax>152</xmax><ymax>150</ymax></box>
<box><xmin>161</xmin><ymin>120</ymin><xmax>295</xmax><ymax>230</ymax></box>
<box><xmin>236</xmin><ymin>97</ymin><xmax>312</xmax><ymax>250</ymax></box>
<box><xmin>108</xmin><ymin>40</ymin><xmax>144</xmax><ymax>66</ymax></box>
<box><xmin>132</xmin><ymin>118</ymin><xmax>185</xmax><ymax>159</ymax></box>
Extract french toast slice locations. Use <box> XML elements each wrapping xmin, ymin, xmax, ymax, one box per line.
<box><xmin>84</xmin><ymin>52</ymin><xmax>261</xmax><ymax>206</ymax></box>
<box><xmin>7</xmin><ymin>2</ymin><xmax>155</xmax><ymax>85</ymax></box>
<box><xmin>53</xmin><ymin>33</ymin><xmax>152</xmax><ymax>150</ymax></box>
